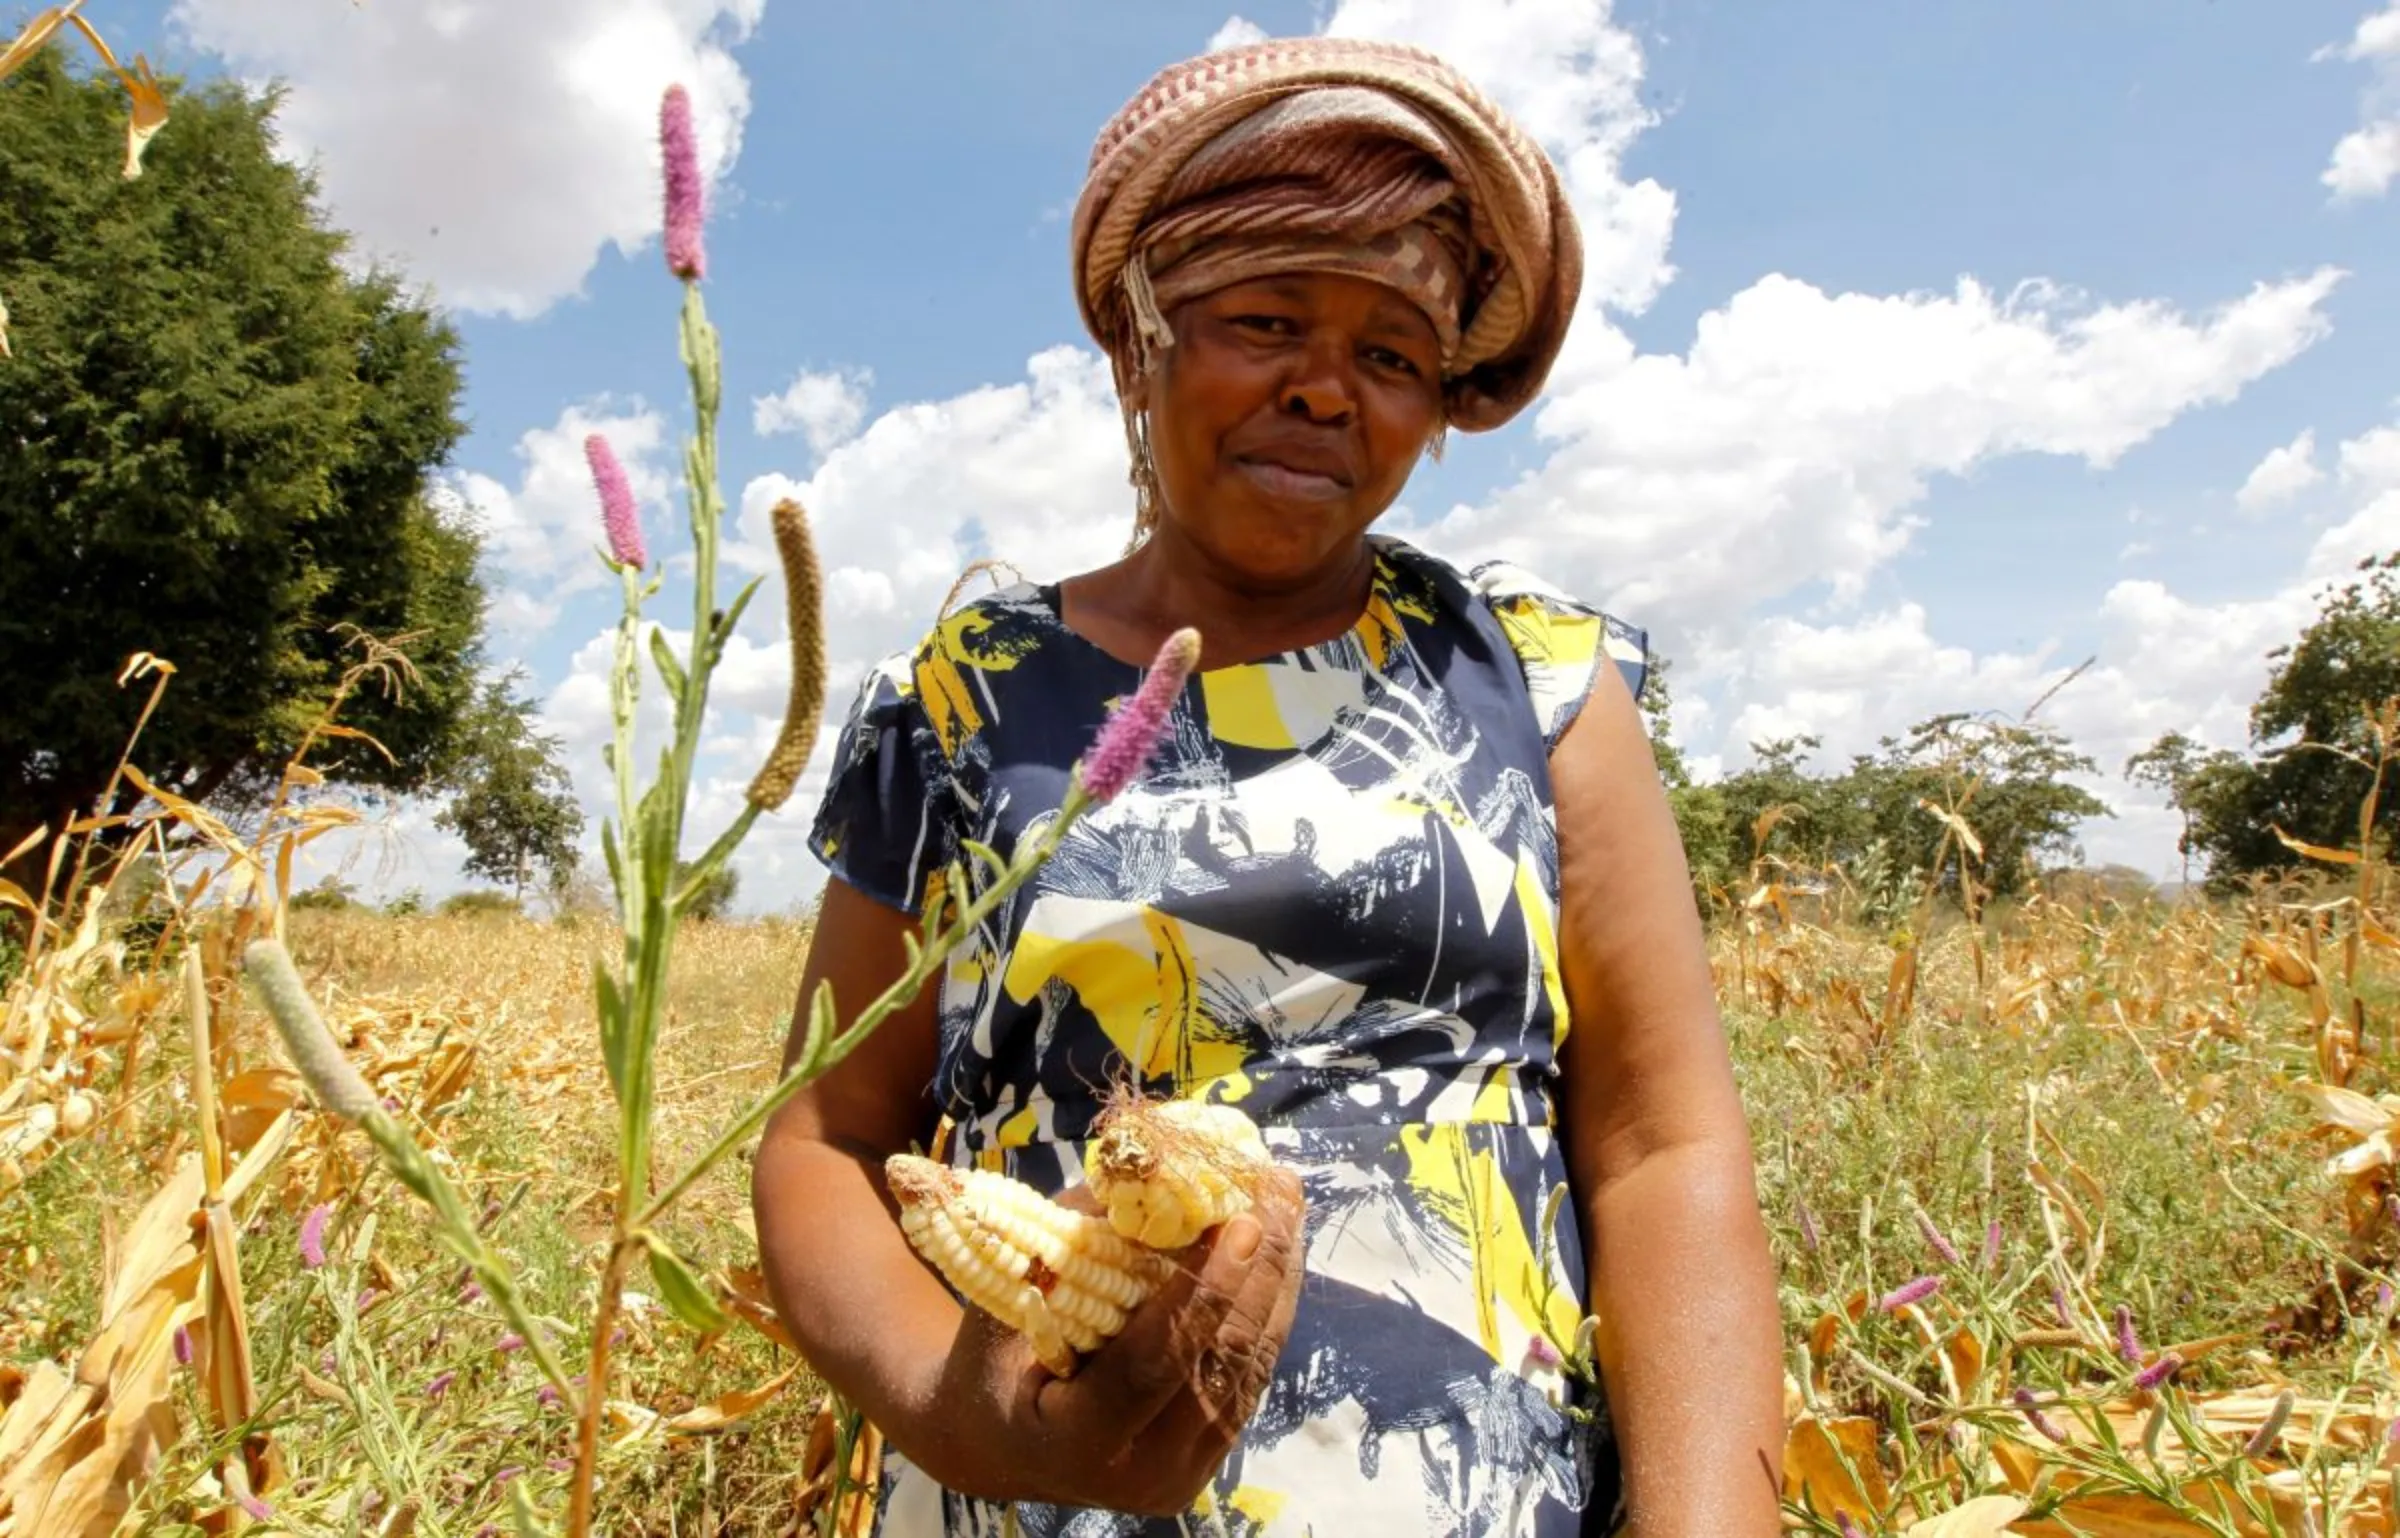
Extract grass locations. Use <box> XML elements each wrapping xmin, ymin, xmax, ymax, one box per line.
<box><xmin>4</xmin><ymin>881</ymin><xmax>2395</xmax><ymax>1534</ymax></box>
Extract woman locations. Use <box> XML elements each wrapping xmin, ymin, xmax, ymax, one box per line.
<box><xmin>753</xmin><ymin>36</ymin><xmax>1783</xmax><ymax>1538</ymax></box>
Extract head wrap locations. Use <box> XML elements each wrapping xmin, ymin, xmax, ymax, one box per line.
<box><xmin>1071</xmin><ymin>37</ymin><xmax>1584</xmax><ymax>434</ymax></box>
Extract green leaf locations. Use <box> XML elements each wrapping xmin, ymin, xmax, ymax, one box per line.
<box><xmin>715</xmin><ymin>575</ymin><xmax>766</xmax><ymax>653</ymax></box>
<box><xmin>601</xmin><ymin>818</ymin><xmax>625</xmax><ymax>899</ymax></box>
<box><xmin>636</xmin><ymin>775</ymin><xmax>677</xmax><ymax>877</ymax></box>
<box><xmin>649</xmin><ymin>624</ymin><xmax>689</xmax><ymax>708</ymax></box>
<box><xmin>594</xmin><ymin>958</ymin><xmax>629</xmax><ymax>1103</ymax></box>
<box><xmin>643</xmin><ymin>1231</ymin><xmax>732</xmax><ymax>1334</ymax></box>
<box><xmin>802</xmin><ymin>979</ymin><xmax>838</xmax><ymax>1071</ymax></box>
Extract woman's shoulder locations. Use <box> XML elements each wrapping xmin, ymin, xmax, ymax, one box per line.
<box><xmin>1372</xmin><ymin>534</ymin><xmax>1650</xmax><ymax>747</ymax></box>
<box><xmin>857</xmin><ymin>577</ymin><xmax>1078</xmax><ymax>755</ymax></box>
<box><xmin>904</xmin><ymin>577</ymin><xmax>1069</xmax><ymax>676</ymax></box>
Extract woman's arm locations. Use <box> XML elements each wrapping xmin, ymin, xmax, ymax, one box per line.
<box><xmin>1550</xmin><ymin>666</ymin><xmax>1784</xmax><ymax>1538</ymax></box>
<box><xmin>750</xmin><ymin>877</ymin><xmax>1309</xmax><ymax>1514</ymax></box>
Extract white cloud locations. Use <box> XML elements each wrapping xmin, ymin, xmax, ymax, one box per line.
<box><xmin>2235</xmin><ymin>428</ymin><xmax>2324</xmax><ymax>513</ymax></box>
<box><xmin>723</xmin><ymin>345</ymin><xmax>1133</xmax><ymax>679</ymax></box>
<box><xmin>444</xmin><ymin>402</ymin><xmax>672</xmax><ymax>635</ymax></box>
<box><xmin>752</xmin><ymin>367</ymin><xmax>874</xmax><ymax>457</ymax></box>
<box><xmin>2322</xmin><ymin>2</ymin><xmax>2400</xmax><ymax>199</ymax></box>
<box><xmin>2341</xmin><ymin>422</ymin><xmax>2400</xmax><ymax>487</ymax></box>
<box><xmin>169</xmin><ymin>0</ymin><xmax>761</xmax><ymax>317</ymax></box>
<box><xmin>1421</xmin><ymin>269</ymin><xmax>2342</xmax><ymax>643</ymax></box>
<box><xmin>1208</xmin><ymin>16</ymin><xmax>1271</xmax><ymax>51</ymax></box>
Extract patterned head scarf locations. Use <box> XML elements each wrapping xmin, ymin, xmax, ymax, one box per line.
<box><xmin>1072</xmin><ymin>37</ymin><xmax>1584</xmax><ymax>442</ymax></box>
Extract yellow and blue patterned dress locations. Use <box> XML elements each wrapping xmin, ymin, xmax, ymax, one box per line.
<box><xmin>810</xmin><ymin>534</ymin><xmax>1648</xmax><ymax>1538</ymax></box>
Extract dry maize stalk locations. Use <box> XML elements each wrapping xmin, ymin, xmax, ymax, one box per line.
<box><xmin>1088</xmin><ymin>1098</ymin><xmax>1272</xmax><ymax>1250</ymax></box>
<box><xmin>888</xmin><ymin>1099</ymin><xmax>1277</xmax><ymax>1374</ymax></box>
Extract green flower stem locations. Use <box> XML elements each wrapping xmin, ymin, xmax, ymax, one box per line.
<box><xmin>637</xmin><ymin>784</ymin><xmax>1092</xmax><ymax>1230</ymax></box>
<box><xmin>611</xmin><ymin>281</ymin><xmax>726</xmax><ymax>1199</ymax></box>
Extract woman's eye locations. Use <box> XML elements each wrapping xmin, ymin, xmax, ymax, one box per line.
<box><xmin>1367</xmin><ymin>347</ymin><xmax>1422</xmax><ymax>376</ymax></box>
<box><xmin>1231</xmin><ymin>314</ymin><xmax>1294</xmax><ymax>334</ymax></box>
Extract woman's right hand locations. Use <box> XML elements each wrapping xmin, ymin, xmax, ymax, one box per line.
<box><xmin>928</xmin><ymin>1167</ymin><xmax>1308</xmax><ymax>1516</ymax></box>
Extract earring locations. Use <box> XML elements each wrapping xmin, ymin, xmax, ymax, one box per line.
<box><xmin>1427</xmin><ymin>421</ymin><xmax>1449</xmax><ymax>464</ymax></box>
<box><xmin>1122</xmin><ymin>404</ymin><xmax>1162</xmax><ymax>550</ymax></box>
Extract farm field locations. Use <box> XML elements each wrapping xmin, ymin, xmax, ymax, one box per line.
<box><xmin>4</xmin><ymin>879</ymin><xmax>2392</xmax><ymax>1535</ymax></box>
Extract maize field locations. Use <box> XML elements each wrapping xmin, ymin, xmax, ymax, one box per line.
<box><xmin>3</xmin><ymin>795</ymin><xmax>2398</xmax><ymax>1535</ymax></box>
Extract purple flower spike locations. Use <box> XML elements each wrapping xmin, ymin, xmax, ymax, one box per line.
<box><xmin>238</xmin><ymin>1491</ymin><xmax>274</xmax><ymax>1521</ymax></box>
<box><xmin>2114</xmin><ymin>1304</ymin><xmax>2142</xmax><ymax>1363</ymax></box>
<box><xmin>537</xmin><ymin>1382</ymin><xmax>561</xmax><ymax>1409</ymax></box>
<box><xmin>1915</xmin><ymin>1210</ymin><xmax>1962</xmax><ymax>1268</ymax></box>
<box><xmin>1078</xmin><ymin>629</ymin><xmax>1202</xmax><ymax>803</ymax></box>
<box><xmin>585</xmin><ymin>434</ymin><xmax>645</xmax><ymax>570</ymax></box>
<box><xmin>299</xmin><ymin>1202</ymin><xmax>332</xmax><ymax>1270</ymax></box>
<box><xmin>425</xmin><ymin>1370</ymin><xmax>457</xmax><ymax>1401</ymax></box>
<box><xmin>2013</xmin><ymin>1387</ymin><xmax>2068</xmax><ymax>1444</ymax></box>
<box><xmin>1876</xmin><ymin>1275</ymin><xmax>1943</xmax><ymax>1313</ymax></box>
<box><xmin>1836</xmin><ymin>1516</ymin><xmax>1862</xmax><ymax>1538</ymax></box>
<box><xmin>659</xmin><ymin>85</ymin><xmax>706</xmax><ymax>280</ymax></box>
<box><xmin>2134</xmin><ymin>1351</ymin><xmax>2184</xmax><ymax>1392</ymax></box>
<box><xmin>173</xmin><ymin>1325</ymin><xmax>193</xmax><ymax>1365</ymax></box>
<box><xmin>1523</xmin><ymin>1334</ymin><xmax>1563</xmax><ymax>1371</ymax></box>
<box><xmin>494</xmin><ymin>1465</ymin><xmax>524</xmax><ymax>1487</ymax></box>
<box><xmin>496</xmin><ymin>1332</ymin><xmax>525</xmax><ymax>1354</ymax></box>
<box><xmin>1980</xmin><ymin>1219</ymin><xmax>2002</xmax><ymax>1271</ymax></box>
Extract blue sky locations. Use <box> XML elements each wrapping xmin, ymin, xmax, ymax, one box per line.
<box><xmin>76</xmin><ymin>0</ymin><xmax>2400</xmax><ymax>907</ymax></box>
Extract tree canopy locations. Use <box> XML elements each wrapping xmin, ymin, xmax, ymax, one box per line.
<box><xmin>0</xmin><ymin>47</ymin><xmax>485</xmax><ymax>858</ymax></box>
<box><xmin>1664</xmin><ymin>716</ymin><xmax>2109</xmax><ymax>912</ymax></box>
<box><xmin>2146</xmin><ymin>554</ymin><xmax>2400</xmax><ymax>886</ymax></box>
<box><xmin>434</xmin><ymin>672</ymin><xmax>584</xmax><ymax>899</ymax></box>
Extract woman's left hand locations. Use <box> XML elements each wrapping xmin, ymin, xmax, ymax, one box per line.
<box><xmin>939</xmin><ymin>1167</ymin><xmax>1310</xmax><ymax>1515</ymax></box>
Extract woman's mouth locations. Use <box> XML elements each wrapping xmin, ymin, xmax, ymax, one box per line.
<box><xmin>1235</xmin><ymin>458</ymin><xmax>1350</xmax><ymax>503</ymax></box>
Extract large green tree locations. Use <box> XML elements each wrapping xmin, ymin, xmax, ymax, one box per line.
<box><xmin>0</xmin><ymin>46</ymin><xmax>484</xmax><ymax>860</ymax></box>
<box><xmin>2159</xmin><ymin>554</ymin><xmax>2400</xmax><ymax>885</ymax></box>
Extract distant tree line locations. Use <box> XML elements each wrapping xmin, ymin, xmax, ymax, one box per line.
<box><xmin>1644</xmin><ymin>553</ymin><xmax>2400</xmax><ymax>910</ymax></box>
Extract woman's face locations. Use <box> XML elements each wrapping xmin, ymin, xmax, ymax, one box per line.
<box><xmin>1139</xmin><ymin>270</ymin><xmax>1445</xmax><ymax>589</ymax></box>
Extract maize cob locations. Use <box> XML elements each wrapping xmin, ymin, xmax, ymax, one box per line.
<box><xmin>1088</xmin><ymin>1098</ymin><xmax>1272</xmax><ymax>1251</ymax></box>
<box><xmin>887</xmin><ymin>1154</ymin><xmax>1174</xmax><ymax>1377</ymax></box>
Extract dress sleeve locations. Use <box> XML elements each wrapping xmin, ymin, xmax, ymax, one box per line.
<box><xmin>806</xmin><ymin>652</ymin><xmax>953</xmax><ymax>916</ymax></box>
<box><xmin>1469</xmin><ymin>561</ymin><xmax>1650</xmax><ymax>754</ymax></box>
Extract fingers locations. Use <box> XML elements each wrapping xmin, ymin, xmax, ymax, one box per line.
<box><xmin>1037</xmin><ymin>1211</ymin><xmax>1250</xmax><ymax>1438</ymax></box>
<box><xmin>1193</xmin><ymin>1169</ymin><xmax>1307</xmax><ymax>1430</ymax></box>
